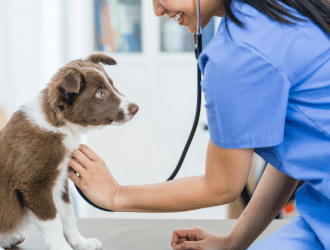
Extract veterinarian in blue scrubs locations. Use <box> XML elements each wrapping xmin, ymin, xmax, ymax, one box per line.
<box><xmin>69</xmin><ymin>0</ymin><xmax>330</xmax><ymax>249</ymax></box>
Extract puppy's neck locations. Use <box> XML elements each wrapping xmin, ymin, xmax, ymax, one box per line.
<box><xmin>20</xmin><ymin>90</ymin><xmax>87</xmax><ymax>139</ymax></box>
<box><xmin>41</xmin><ymin>88</ymin><xmax>66</xmax><ymax>128</ymax></box>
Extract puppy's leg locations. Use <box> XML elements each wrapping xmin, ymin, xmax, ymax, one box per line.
<box><xmin>0</xmin><ymin>232</ymin><xmax>25</xmax><ymax>249</ymax></box>
<box><xmin>27</xmin><ymin>193</ymin><xmax>73</xmax><ymax>250</ymax></box>
<box><xmin>32</xmin><ymin>213</ymin><xmax>73</xmax><ymax>250</ymax></box>
<box><xmin>55</xmin><ymin>182</ymin><xmax>102</xmax><ymax>250</ymax></box>
<box><xmin>0</xmin><ymin>213</ymin><xmax>31</xmax><ymax>249</ymax></box>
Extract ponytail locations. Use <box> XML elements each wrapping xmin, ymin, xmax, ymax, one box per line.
<box><xmin>223</xmin><ymin>0</ymin><xmax>330</xmax><ymax>35</ymax></box>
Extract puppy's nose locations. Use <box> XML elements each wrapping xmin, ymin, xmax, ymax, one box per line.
<box><xmin>129</xmin><ymin>103</ymin><xmax>139</xmax><ymax>115</ymax></box>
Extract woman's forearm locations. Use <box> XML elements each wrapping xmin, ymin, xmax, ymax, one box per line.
<box><xmin>228</xmin><ymin>164</ymin><xmax>299</xmax><ymax>250</ymax></box>
<box><xmin>110</xmin><ymin>141</ymin><xmax>254</xmax><ymax>213</ymax></box>
<box><xmin>112</xmin><ymin>175</ymin><xmax>235</xmax><ymax>212</ymax></box>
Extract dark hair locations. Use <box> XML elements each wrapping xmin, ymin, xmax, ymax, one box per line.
<box><xmin>223</xmin><ymin>0</ymin><xmax>330</xmax><ymax>34</ymax></box>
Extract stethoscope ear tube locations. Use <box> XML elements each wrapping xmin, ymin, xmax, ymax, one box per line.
<box><xmin>167</xmin><ymin>35</ymin><xmax>202</xmax><ymax>181</ymax></box>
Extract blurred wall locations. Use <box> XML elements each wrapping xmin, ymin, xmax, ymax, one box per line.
<box><xmin>0</xmin><ymin>0</ymin><xmax>94</xmax><ymax>117</ymax></box>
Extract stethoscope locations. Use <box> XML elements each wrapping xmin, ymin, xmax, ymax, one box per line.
<box><xmin>75</xmin><ymin>0</ymin><xmax>203</xmax><ymax>212</ymax></box>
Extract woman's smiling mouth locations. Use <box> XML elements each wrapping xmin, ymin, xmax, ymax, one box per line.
<box><xmin>171</xmin><ymin>12</ymin><xmax>184</xmax><ymax>25</ymax></box>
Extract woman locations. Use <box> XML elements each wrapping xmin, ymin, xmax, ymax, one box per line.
<box><xmin>69</xmin><ymin>0</ymin><xmax>330</xmax><ymax>249</ymax></box>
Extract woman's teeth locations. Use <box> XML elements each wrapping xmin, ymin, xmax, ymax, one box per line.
<box><xmin>174</xmin><ymin>12</ymin><xmax>184</xmax><ymax>22</ymax></box>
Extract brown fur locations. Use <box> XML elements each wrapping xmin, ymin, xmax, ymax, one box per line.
<box><xmin>61</xmin><ymin>180</ymin><xmax>70</xmax><ymax>203</ymax></box>
<box><xmin>0</xmin><ymin>53</ymin><xmax>135</xmax><ymax>237</ymax></box>
<box><xmin>0</xmin><ymin>111</ymin><xmax>66</xmax><ymax>232</ymax></box>
<box><xmin>42</xmin><ymin>55</ymin><xmax>124</xmax><ymax>127</ymax></box>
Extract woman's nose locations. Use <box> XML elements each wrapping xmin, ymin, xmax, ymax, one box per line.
<box><xmin>153</xmin><ymin>0</ymin><xmax>167</xmax><ymax>17</ymax></box>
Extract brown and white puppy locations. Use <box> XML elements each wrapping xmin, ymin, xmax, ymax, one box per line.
<box><xmin>0</xmin><ymin>53</ymin><xmax>138</xmax><ymax>250</ymax></box>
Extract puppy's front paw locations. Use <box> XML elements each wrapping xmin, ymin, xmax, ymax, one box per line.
<box><xmin>71</xmin><ymin>238</ymin><xmax>102</xmax><ymax>250</ymax></box>
<box><xmin>0</xmin><ymin>232</ymin><xmax>25</xmax><ymax>248</ymax></box>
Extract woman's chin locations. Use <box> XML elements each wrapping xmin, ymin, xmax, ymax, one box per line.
<box><xmin>187</xmin><ymin>25</ymin><xmax>197</xmax><ymax>34</ymax></box>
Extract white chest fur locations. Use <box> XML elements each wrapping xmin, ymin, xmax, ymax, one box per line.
<box><xmin>21</xmin><ymin>96</ymin><xmax>85</xmax><ymax>197</ymax></box>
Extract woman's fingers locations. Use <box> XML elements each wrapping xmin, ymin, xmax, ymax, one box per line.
<box><xmin>71</xmin><ymin>147</ymin><xmax>94</xmax><ymax>169</ymax></box>
<box><xmin>68</xmin><ymin>167</ymin><xmax>81</xmax><ymax>186</ymax></box>
<box><xmin>174</xmin><ymin>240</ymin><xmax>201</xmax><ymax>250</ymax></box>
<box><xmin>172</xmin><ymin>229</ymin><xmax>196</xmax><ymax>248</ymax></box>
<box><xmin>172</xmin><ymin>229</ymin><xmax>190</xmax><ymax>242</ymax></box>
<box><xmin>79</xmin><ymin>144</ymin><xmax>102</xmax><ymax>162</ymax></box>
<box><xmin>68</xmin><ymin>158</ymin><xmax>87</xmax><ymax>178</ymax></box>
<box><xmin>173</xmin><ymin>228</ymin><xmax>200</xmax><ymax>241</ymax></box>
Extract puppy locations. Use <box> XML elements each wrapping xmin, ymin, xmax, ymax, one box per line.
<box><xmin>0</xmin><ymin>53</ymin><xmax>139</xmax><ymax>250</ymax></box>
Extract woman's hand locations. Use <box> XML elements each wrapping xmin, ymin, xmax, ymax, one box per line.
<box><xmin>68</xmin><ymin>144</ymin><xmax>120</xmax><ymax>211</ymax></box>
<box><xmin>171</xmin><ymin>226</ymin><xmax>234</xmax><ymax>250</ymax></box>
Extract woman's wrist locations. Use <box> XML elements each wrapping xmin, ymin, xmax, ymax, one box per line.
<box><xmin>225</xmin><ymin>231</ymin><xmax>249</xmax><ymax>250</ymax></box>
<box><xmin>212</xmin><ymin>234</ymin><xmax>242</xmax><ymax>250</ymax></box>
<box><xmin>111</xmin><ymin>184</ymin><xmax>143</xmax><ymax>212</ymax></box>
<box><xmin>223</xmin><ymin>234</ymin><xmax>243</xmax><ymax>250</ymax></box>
<box><xmin>108</xmin><ymin>180</ymin><xmax>122</xmax><ymax>211</ymax></box>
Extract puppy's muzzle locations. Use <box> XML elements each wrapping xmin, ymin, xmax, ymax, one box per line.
<box><xmin>129</xmin><ymin>103</ymin><xmax>139</xmax><ymax>115</ymax></box>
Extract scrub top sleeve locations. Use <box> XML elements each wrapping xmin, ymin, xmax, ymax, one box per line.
<box><xmin>201</xmin><ymin>44</ymin><xmax>291</xmax><ymax>149</ymax></box>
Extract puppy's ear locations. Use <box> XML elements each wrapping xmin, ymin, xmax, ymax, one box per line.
<box><xmin>60</xmin><ymin>68</ymin><xmax>83</xmax><ymax>94</ymax></box>
<box><xmin>86</xmin><ymin>53</ymin><xmax>117</xmax><ymax>66</ymax></box>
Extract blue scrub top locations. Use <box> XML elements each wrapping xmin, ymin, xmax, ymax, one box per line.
<box><xmin>199</xmin><ymin>1</ymin><xmax>330</xmax><ymax>248</ymax></box>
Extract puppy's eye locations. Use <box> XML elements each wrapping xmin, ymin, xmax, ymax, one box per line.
<box><xmin>96</xmin><ymin>90</ymin><xmax>105</xmax><ymax>98</ymax></box>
